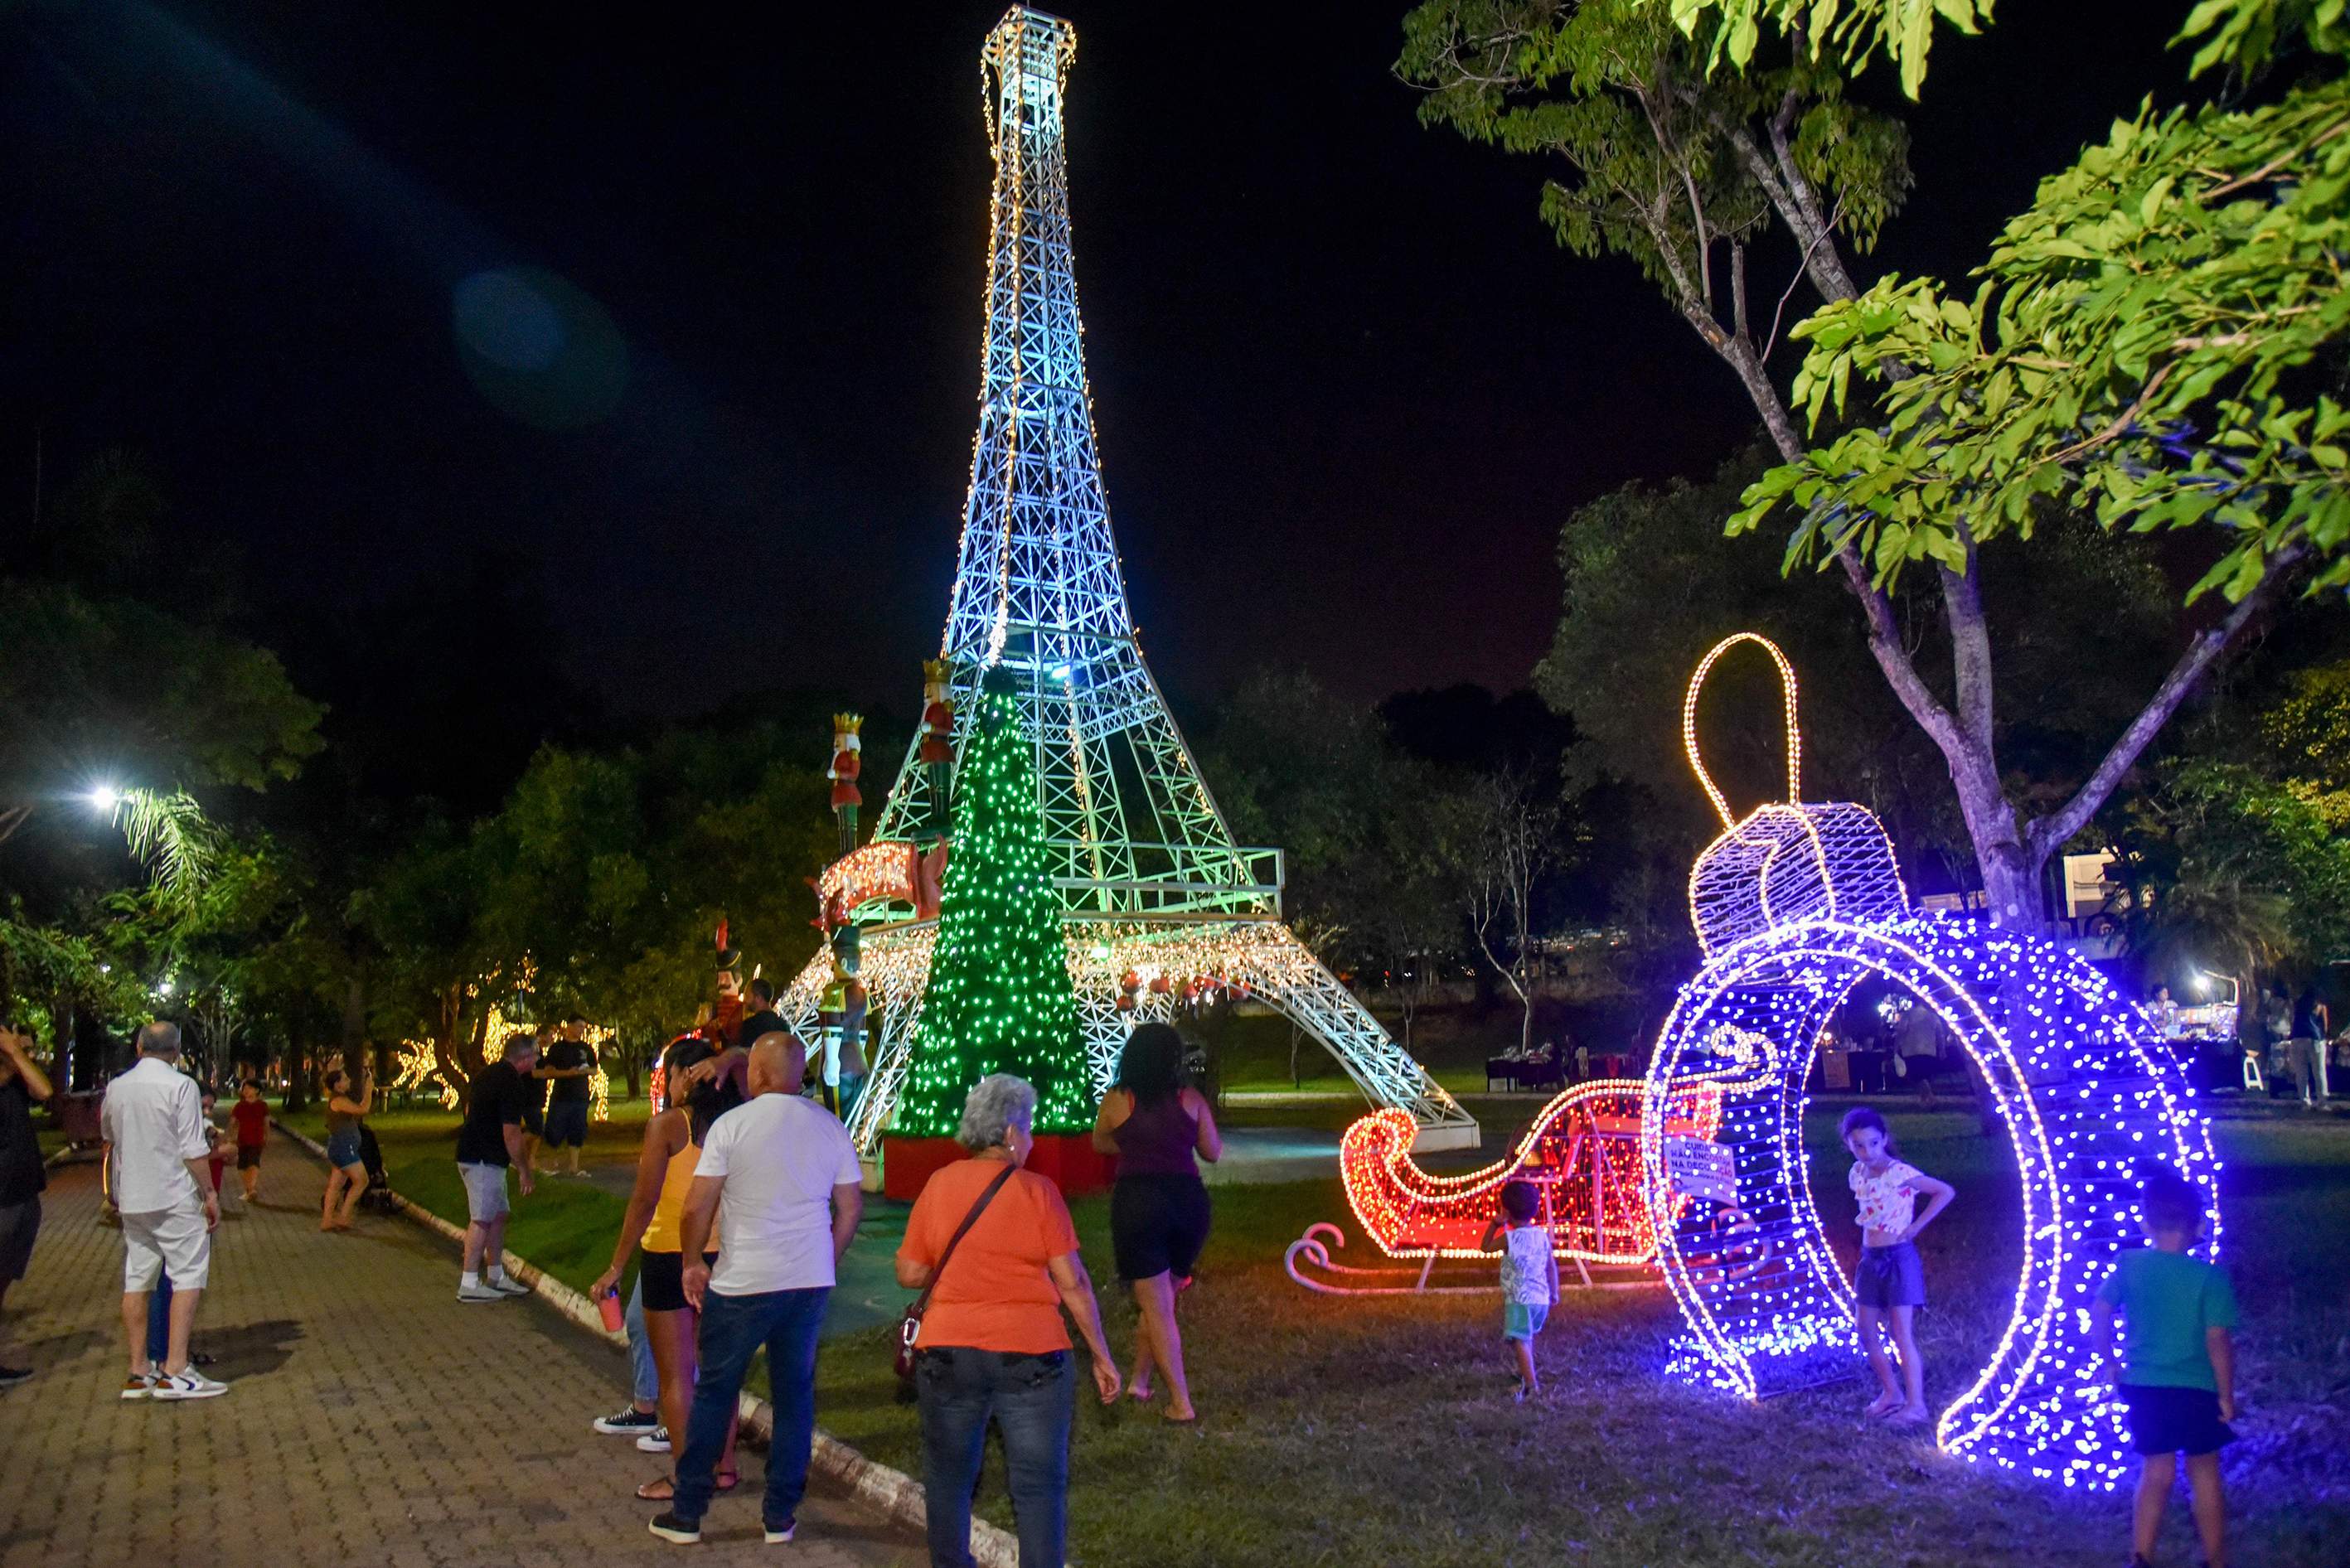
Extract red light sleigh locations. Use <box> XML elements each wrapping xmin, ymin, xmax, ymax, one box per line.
<box><xmin>1285</xmin><ymin>1078</ymin><xmax>1726</xmax><ymax>1295</ymax></box>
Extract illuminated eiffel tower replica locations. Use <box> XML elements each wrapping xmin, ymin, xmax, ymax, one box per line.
<box><xmin>784</xmin><ymin>6</ymin><xmax>1475</xmax><ymax>1157</ymax></box>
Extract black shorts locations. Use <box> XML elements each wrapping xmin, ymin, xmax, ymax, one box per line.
<box><xmin>1110</xmin><ymin>1174</ymin><xmax>1211</xmax><ymax>1282</ymax></box>
<box><xmin>638</xmin><ymin>1250</ymin><xmax>719</xmax><ymax>1313</ymax></box>
<box><xmin>521</xmin><ymin>1101</ymin><xmax>545</xmax><ymax>1136</ymax></box>
<box><xmin>235</xmin><ymin>1144</ymin><xmax>264</xmax><ymax>1170</ymax></box>
<box><xmin>0</xmin><ymin>1196</ymin><xmax>38</xmax><ymax>1284</ymax></box>
<box><xmin>544</xmin><ymin>1098</ymin><xmax>589</xmax><ymax>1148</ymax></box>
<box><xmin>2119</xmin><ymin>1383</ymin><xmax>2236</xmax><ymax>1456</ymax></box>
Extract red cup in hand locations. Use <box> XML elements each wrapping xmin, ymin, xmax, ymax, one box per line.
<box><xmin>596</xmin><ymin>1287</ymin><xmax>625</xmax><ymax>1334</ymax></box>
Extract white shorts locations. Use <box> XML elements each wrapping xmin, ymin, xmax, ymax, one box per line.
<box><xmin>122</xmin><ymin>1204</ymin><xmax>211</xmax><ymax>1292</ymax></box>
<box><xmin>458</xmin><ymin>1162</ymin><xmax>509</xmax><ymax>1223</ymax></box>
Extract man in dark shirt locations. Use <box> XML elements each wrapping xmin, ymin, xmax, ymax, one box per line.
<box><xmin>540</xmin><ymin>1015</ymin><xmax>599</xmax><ymax>1177</ymax></box>
<box><xmin>0</xmin><ymin>1023</ymin><xmax>55</xmax><ymax>1385</ymax></box>
<box><xmin>454</xmin><ymin>1033</ymin><xmax>537</xmax><ymax>1304</ymax></box>
<box><xmin>734</xmin><ymin>979</ymin><xmax>786</xmax><ymax>1053</ymax></box>
<box><xmin>672</xmin><ymin>978</ymin><xmax>787</xmax><ymax>1107</ymax></box>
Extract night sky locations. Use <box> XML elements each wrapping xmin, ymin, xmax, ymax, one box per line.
<box><xmin>2</xmin><ymin>0</ymin><xmax>2182</xmax><ymax>721</ymax></box>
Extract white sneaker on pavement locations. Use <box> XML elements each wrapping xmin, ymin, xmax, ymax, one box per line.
<box><xmin>151</xmin><ymin>1369</ymin><xmax>227</xmax><ymax>1401</ymax></box>
<box><xmin>637</xmin><ymin>1427</ymin><xmax>672</xmax><ymax>1454</ymax></box>
<box><xmin>488</xmin><ymin>1275</ymin><xmax>531</xmax><ymax>1296</ymax></box>
<box><xmin>119</xmin><ymin>1372</ymin><xmax>159</xmax><ymax>1401</ymax></box>
<box><xmin>457</xmin><ymin>1282</ymin><xmax>507</xmax><ymax>1303</ymax></box>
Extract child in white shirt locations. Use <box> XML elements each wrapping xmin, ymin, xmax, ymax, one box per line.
<box><xmin>1481</xmin><ymin>1179</ymin><xmax>1560</xmax><ymax>1402</ymax></box>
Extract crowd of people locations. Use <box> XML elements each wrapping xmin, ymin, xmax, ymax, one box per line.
<box><xmin>2</xmin><ymin>983</ymin><xmax>2256</xmax><ymax>1568</ymax></box>
<box><xmin>411</xmin><ymin>983</ymin><xmax>1215</xmax><ymax>1563</ymax></box>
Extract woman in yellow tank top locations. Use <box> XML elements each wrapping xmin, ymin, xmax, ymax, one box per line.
<box><xmin>593</xmin><ymin>1039</ymin><xmax>736</xmax><ymax>1501</ymax></box>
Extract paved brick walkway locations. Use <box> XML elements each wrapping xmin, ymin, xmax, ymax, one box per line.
<box><xmin>0</xmin><ymin>1137</ymin><xmax>925</xmax><ymax>1566</ymax></box>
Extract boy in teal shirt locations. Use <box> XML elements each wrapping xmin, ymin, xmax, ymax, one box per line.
<box><xmin>2092</xmin><ymin>1168</ymin><xmax>2236</xmax><ymax>1568</ymax></box>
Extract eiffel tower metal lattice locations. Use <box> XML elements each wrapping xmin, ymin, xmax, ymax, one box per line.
<box><xmin>784</xmin><ymin>5</ymin><xmax>1475</xmax><ymax>1156</ymax></box>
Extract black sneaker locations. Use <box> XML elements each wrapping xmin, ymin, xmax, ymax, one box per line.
<box><xmin>763</xmin><ymin>1517</ymin><xmax>796</xmax><ymax>1545</ymax></box>
<box><xmin>594</xmin><ymin>1405</ymin><xmax>661</xmax><ymax>1436</ymax></box>
<box><xmin>0</xmin><ymin>1364</ymin><xmax>31</xmax><ymax>1387</ymax></box>
<box><xmin>647</xmin><ymin>1512</ymin><xmax>701</xmax><ymax>1545</ymax></box>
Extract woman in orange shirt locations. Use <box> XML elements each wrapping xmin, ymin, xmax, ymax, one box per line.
<box><xmin>897</xmin><ymin>1074</ymin><xmax>1120</xmax><ymax>1568</ymax></box>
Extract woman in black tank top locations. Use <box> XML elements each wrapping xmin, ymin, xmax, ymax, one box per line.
<box><xmin>1091</xmin><ymin>1024</ymin><xmax>1221</xmax><ymax>1421</ymax></box>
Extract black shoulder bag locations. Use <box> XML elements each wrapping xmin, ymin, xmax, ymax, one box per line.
<box><xmin>895</xmin><ymin>1161</ymin><xmax>1018</xmax><ymax>1388</ymax></box>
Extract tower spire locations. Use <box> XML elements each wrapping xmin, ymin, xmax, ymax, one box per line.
<box><xmin>795</xmin><ymin>7</ymin><xmax>1476</xmax><ymax>1158</ymax></box>
<box><xmin>874</xmin><ymin>3</ymin><xmax>1238</xmax><ymax>911</ymax></box>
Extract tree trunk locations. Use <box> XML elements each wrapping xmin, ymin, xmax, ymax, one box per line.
<box><xmin>341</xmin><ymin>974</ymin><xmax>366</xmax><ymax>1057</ymax></box>
<box><xmin>48</xmin><ymin>995</ymin><xmax>72</xmax><ymax>1093</ymax></box>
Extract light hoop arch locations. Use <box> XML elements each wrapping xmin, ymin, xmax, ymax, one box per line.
<box><xmin>1638</xmin><ymin>914</ymin><xmax>2222</xmax><ymax>1488</ymax></box>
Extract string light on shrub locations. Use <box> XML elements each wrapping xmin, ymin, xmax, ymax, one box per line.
<box><xmin>390</xmin><ymin>977</ymin><xmax>615</xmax><ymax>1122</ymax></box>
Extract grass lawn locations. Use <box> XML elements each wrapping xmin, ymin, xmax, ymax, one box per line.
<box><xmin>1205</xmin><ymin>1006</ymin><xmax>1524</xmax><ymax>1098</ymax></box>
<box><xmin>285</xmin><ymin>1093</ymin><xmax>2350</xmax><ymax>1566</ymax></box>
<box><xmin>809</xmin><ymin>1105</ymin><xmax>2350</xmax><ymax>1568</ymax></box>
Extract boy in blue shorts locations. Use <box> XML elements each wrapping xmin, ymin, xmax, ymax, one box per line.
<box><xmin>1480</xmin><ymin>1180</ymin><xmax>1558</xmax><ymax>1402</ymax></box>
<box><xmin>2092</xmin><ymin>1167</ymin><xmax>2236</xmax><ymax>1568</ymax></box>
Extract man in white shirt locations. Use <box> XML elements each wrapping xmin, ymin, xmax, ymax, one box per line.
<box><xmin>649</xmin><ymin>1032</ymin><xmax>861</xmax><ymax>1547</ymax></box>
<box><xmin>99</xmin><ymin>1022</ymin><xmax>225</xmax><ymax>1401</ymax></box>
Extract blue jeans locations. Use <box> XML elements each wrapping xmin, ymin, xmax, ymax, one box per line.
<box><xmin>625</xmin><ymin>1274</ymin><xmax>657</xmax><ymax>1406</ymax></box>
<box><xmin>146</xmin><ymin>1271</ymin><xmax>172</xmax><ymax>1364</ymax></box>
<box><xmin>916</xmin><ymin>1347</ymin><xmax>1074</xmax><ymax>1568</ymax></box>
<box><xmin>672</xmin><ymin>1285</ymin><xmax>829</xmax><ymax>1526</ymax></box>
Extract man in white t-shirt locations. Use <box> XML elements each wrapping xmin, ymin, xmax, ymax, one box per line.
<box><xmin>99</xmin><ymin>1022</ymin><xmax>226</xmax><ymax>1401</ymax></box>
<box><xmin>650</xmin><ymin>1032</ymin><xmax>862</xmax><ymax>1548</ymax></box>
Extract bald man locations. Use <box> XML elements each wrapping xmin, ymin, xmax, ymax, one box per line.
<box><xmin>650</xmin><ymin>1033</ymin><xmax>863</xmax><ymax>1547</ymax></box>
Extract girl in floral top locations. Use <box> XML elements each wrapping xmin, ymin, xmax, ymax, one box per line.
<box><xmin>1840</xmin><ymin>1106</ymin><xmax>1955</xmax><ymax>1425</ymax></box>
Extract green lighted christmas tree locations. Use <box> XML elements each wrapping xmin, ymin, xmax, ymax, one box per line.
<box><xmin>894</xmin><ymin>665</ymin><xmax>1091</xmax><ymax>1137</ymax></box>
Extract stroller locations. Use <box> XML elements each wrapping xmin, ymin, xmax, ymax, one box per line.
<box><xmin>355</xmin><ymin>1123</ymin><xmax>400</xmax><ymax>1215</ymax></box>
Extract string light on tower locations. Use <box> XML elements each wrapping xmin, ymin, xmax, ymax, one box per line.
<box><xmin>783</xmin><ymin>4</ymin><xmax>1473</xmax><ymax>1159</ymax></box>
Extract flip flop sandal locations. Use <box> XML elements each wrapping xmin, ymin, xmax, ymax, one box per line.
<box><xmin>632</xmin><ymin>1473</ymin><xmax>739</xmax><ymax>1503</ymax></box>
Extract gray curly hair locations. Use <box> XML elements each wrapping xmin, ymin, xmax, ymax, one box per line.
<box><xmin>957</xmin><ymin>1073</ymin><xmax>1038</xmax><ymax>1151</ymax></box>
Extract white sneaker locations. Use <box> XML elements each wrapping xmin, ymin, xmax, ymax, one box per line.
<box><xmin>637</xmin><ymin>1427</ymin><xmax>672</xmax><ymax>1454</ymax></box>
<box><xmin>119</xmin><ymin>1372</ymin><xmax>159</xmax><ymax>1401</ymax></box>
<box><xmin>458</xmin><ymin>1282</ymin><xmax>507</xmax><ymax>1303</ymax></box>
<box><xmin>487</xmin><ymin>1275</ymin><xmax>531</xmax><ymax>1296</ymax></box>
<box><xmin>151</xmin><ymin>1369</ymin><xmax>227</xmax><ymax>1401</ymax></box>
